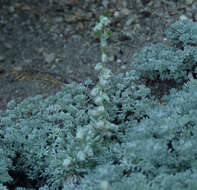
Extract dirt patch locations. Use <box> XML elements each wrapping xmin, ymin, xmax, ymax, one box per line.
<box><xmin>0</xmin><ymin>0</ymin><xmax>196</xmax><ymax>110</ymax></box>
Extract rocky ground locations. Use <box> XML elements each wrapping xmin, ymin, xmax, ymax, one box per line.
<box><xmin>0</xmin><ymin>0</ymin><xmax>196</xmax><ymax>110</ymax></box>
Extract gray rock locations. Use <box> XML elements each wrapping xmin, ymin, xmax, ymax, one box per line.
<box><xmin>0</xmin><ymin>56</ymin><xmax>5</xmax><ymax>62</ymax></box>
<box><xmin>44</xmin><ymin>53</ymin><xmax>55</xmax><ymax>64</ymax></box>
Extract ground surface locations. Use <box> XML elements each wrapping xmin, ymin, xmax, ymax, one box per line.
<box><xmin>0</xmin><ymin>0</ymin><xmax>196</xmax><ymax>110</ymax></box>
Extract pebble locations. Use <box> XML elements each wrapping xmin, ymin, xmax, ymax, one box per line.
<box><xmin>13</xmin><ymin>66</ymin><xmax>23</xmax><ymax>72</ymax></box>
<box><xmin>76</xmin><ymin>23</ymin><xmax>84</xmax><ymax>31</ymax></box>
<box><xmin>121</xmin><ymin>65</ymin><xmax>126</xmax><ymax>70</ymax></box>
<box><xmin>54</xmin><ymin>17</ymin><xmax>64</xmax><ymax>23</ymax></box>
<box><xmin>8</xmin><ymin>6</ymin><xmax>15</xmax><ymax>13</ymax></box>
<box><xmin>38</xmin><ymin>47</ymin><xmax>44</xmax><ymax>55</ymax></box>
<box><xmin>108</xmin><ymin>55</ymin><xmax>115</xmax><ymax>62</ymax></box>
<box><xmin>125</xmin><ymin>17</ymin><xmax>136</xmax><ymax>26</ymax></box>
<box><xmin>114</xmin><ymin>11</ymin><xmax>120</xmax><ymax>18</ymax></box>
<box><xmin>179</xmin><ymin>15</ymin><xmax>188</xmax><ymax>20</ymax></box>
<box><xmin>120</xmin><ymin>8</ymin><xmax>130</xmax><ymax>16</ymax></box>
<box><xmin>117</xmin><ymin>59</ymin><xmax>121</xmax><ymax>63</ymax></box>
<box><xmin>102</xmin><ymin>0</ymin><xmax>108</xmax><ymax>8</ymax></box>
<box><xmin>185</xmin><ymin>0</ymin><xmax>194</xmax><ymax>5</ymax></box>
<box><xmin>55</xmin><ymin>58</ymin><xmax>59</xmax><ymax>63</ymax></box>
<box><xmin>4</xmin><ymin>43</ymin><xmax>12</xmax><ymax>49</ymax></box>
<box><xmin>50</xmin><ymin>64</ymin><xmax>56</xmax><ymax>70</ymax></box>
<box><xmin>65</xmin><ymin>0</ymin><xmax>78</xmax><ymax>6</ymax></box>
<box><xmin>65</xmin><ymin>12</ymin><xmax>91</xmax><ymax>24</ymax></box>
<box><xmin>0</xmin><ymin>56</ymin><xmax>5</xmax><ymax>62</ymax></box>
<box><xmin>116</xmin><ymin>23</ymin><xmax>122</xmax><ymax>28</ymax></box>
<box><xmin>44</xmin><ymin>53</ymin><xmax>55</xmax><ymax>64</ymax></box>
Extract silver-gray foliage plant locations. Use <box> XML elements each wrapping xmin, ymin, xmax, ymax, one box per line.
<box><xmin>132</xmin><ymin>19</ymin><xmax>197</xmax><ymax>83</ymax></box>
<box><xmin>1</xmin><ymin>19</ymin><xmax>197</xmax><ymax>190</ymax></box>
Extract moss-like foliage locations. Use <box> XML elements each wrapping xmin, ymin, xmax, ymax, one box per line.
<box><xmin>0</xmin><ymin>76</ymin><xmax>153</xmax><ymax>189</ymax></box>
<box><xmin>132</xmin><ymin>19</ymin><xmax>197</xmax><ymax>83</ymax></box>
<box><xmin>1</xmin><ymin>20</ymin><xmax>197</xmax><ymax>190</ymax></box>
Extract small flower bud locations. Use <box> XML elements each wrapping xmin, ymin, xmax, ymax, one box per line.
<box><xmin>102</xmin><ymin>68</ymin><xmax>111</xmax><ymax>79</ymax></box>
<box><xmin>101</xmin><ymin>40</ymin><xmax>107</xmax><ymax>48</ymax></box>
<box><xmin>77</xmin><ymin>151</ymin><xmax>86</xmax><ymax>161</ymax></box>
<box><xmin>100</xmin><ymin>16</ymin><xmax>110</xmax><ymax>26</ymax></box>
<box><xmin>89</xmin><ymin>109</ymin><xmax>99</xmax><ymax>117</ymax></box>
<box><xmin>95</xmin><ymin>62</ymin><xmax>103</xmax><ymax>71</ymax></box>
<box><xmin>102</xmin><ymin>93</ymin><xmax>110</xmax><ymax>103</ymax></box>
<box><xmin>84</xmin><ymin>146</ymin><xmax>94</xmax><ymax>157</ymax></box>
<box><xmin>102</xmin><ymin>53</ymin><xmax>108</xmax><ymax>62</ymax></box>
<box><xmin>95</xmin><ymin>96</ymin><xmax>103</xmax><ymax>105</ymax></box>
<box><xmin>96</xmin><ymin>120</ymin><xmax>105</xmax><ymax>128</ymax></box>
<box><xmin>93</xmin><ymin>22</ymin><xmax>102</xmax><ymax>32</ymax></box>
<box><xmin>63</xmin><ymin>158</ymin><xmax>71</xmax><ymax>168</ymax></box>
<box><xmin>90</xmin><ymin>87</ymin><xmax>99</xmax><ymax>97</ymax></box>
<box><xmin>99</xmin><ymin>78</ymin><xmax>109</xmax><ymax>86</ymax></box>
<box><xmin>76</xmin><ymin>128</ymin><xmax>86</xmax><ymax>140</ymax></box>
<box><xmin>97</xmin><ymin>105</ymin><xmax>105</xmax><ymax>113</ymax></box>
<box><xmin>100</xmin><ymin>180</ymin><xmax>111</xmax><ymax>190</ymax></box>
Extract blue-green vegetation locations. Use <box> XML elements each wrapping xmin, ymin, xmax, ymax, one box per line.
<box><xmin>132</xmin><ymin>19</ymin><xmax>197</xmax><ymax>83</ymax></box>
<box><xmin>1</xmin><ymin>19</ymin><xmax>197</xmax><ymax>189</ymax></box>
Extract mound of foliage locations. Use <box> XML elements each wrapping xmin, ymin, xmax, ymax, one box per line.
<box><xmin>1</xmin><ymin>19</ymin><xmax>197</xmax><ymax>190</ymax></box>
<box><xmin>132</xmin><ymin>19</ymin><xmax>197</xmax><ymax>83</ymax></box>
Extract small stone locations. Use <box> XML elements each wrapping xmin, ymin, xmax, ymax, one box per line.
<box><xmin>55</xmin><ymin>58</ymin><xmax>59</xmax><ymax>63</ymax></box>
<box><xmin>54</xmin><ymin>17</ymin><xmax>63</xmax><ymax>23</ymax></box>
<box><xmin>24</xmin><ymin>59</ymin><xmax>32</xmax><ymax>64</ymax></box>
<box><xmin>121</xmin><ymin>65</ymin><xmax>126</xmax><ymax>70</ymax></box>
<box><xmin>50</xmin><ymin>64</ymin><xmax>56</xmax><ymax>70</ymax></box>
<box><xmin>109</xmin><ymin>8</ymin><xmax>115</xmax><ymax>15</ymax></box>
<box><xmin>66</xmin><ymin>11</ymin><xmax>91</xmax><ymax>23</ymax></box>
<box><xmin>0</xmin><ymin>68</ymin><xmax>5</xmax><ymax>73</ymax></box>
<box><xmin>125</xmin><ymin>17</ymin><xmax>135</xmax><ymax>26</ymax></box>
<box><xmin>102</xmin><ymin>0</ymin><xmax>108</xmax><ymax>8</ymax></box>
<box><xmin>188</xmin><ymin>72</ymin><xmax>194</xmax><ymax>81</ymax></box>
<box><xmin>38</xmin><ymin>47</ymin><xmax>44</xmax><ymax>55</ymax></box>
<box><xmin>55</xmin><ymin>76</ymin><xmax>61</xmax><ymax>81</ymax></box>
<box><xmin>180</xmin><ymin>15</ymin><xmax>188</xmax><ymax>20</ymax></box>
<box><xmin>116</xmin><ymin>23</ymin><xmax>122</xmax><ymax>28</ymax></box>
<box><xmin>9</xmin><ymin>6</ymin><xmax>15</xmax><ymax>13</ymax></box>
<box><xmin>65</xmin><ymin>15</ymin><xmax>78</xmax><ymax>23</ymax></box>
<box><xmin>65</xmin><ymin>0</ymin><xmax>78</xmax><ymax>6</ymax></box>
<box><xmin>0</xmin><ymin>56</ymin><xmax>5</xmax><ymax>62</ymax></box>
<box><xmin>13</xmin><ymin>66</ymin><xmax>23</xmax><ymax>72</ymax></box>
<box><xmin>100</xmin><ymin>181</ymin><xmax>110</xmax><ymax>190</ymax></box>
<box><xmin>76</xmin><ymin>23</ymin><xmax>84</xmax><ymax>31</ymax></box>
<box><xmin>63</xmin><ymin>158</ymin><xmax>71</xmax><ymax>168</ymax></box>
<box><xmin>117</xmin><ymin>59</ymin><xmax>122</xmax><ymax>63</ymax></box>
<box><xmin>4</xmin><ymin>43</ymin><xmax>12</xmax><ymax>49</ymax></box>
<box><xmin>108</xmin><ymin>55</ymin><xmax>115</xmax><ymax>62</ymax></box>
<box><xmin>185</xmin><ymin>0</ymin><xmax>194</xmax><ymax>5</ymax></box>
<box><xmin>22</xmin><ymin>5</ymin><xmax>31</xmax><ymax>10</ymax></box>
<box><xmin>114</xmin><ymin>11</ymin><xmax>120</xmax><ymax>18</ymax></box>
<box><xmin>44</xmin><ymin>53</ymin><xmax>55</xmax><ymax>64</ymax></box>
<box><xmin>120</xmin><ymin>8</ymin><xmax>130</xmax><ymax>16</ymax></box>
